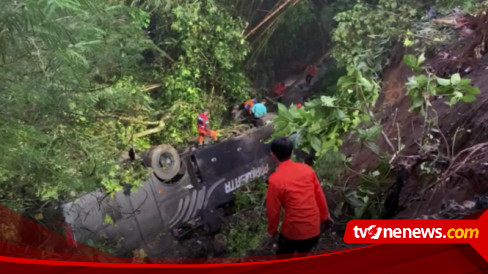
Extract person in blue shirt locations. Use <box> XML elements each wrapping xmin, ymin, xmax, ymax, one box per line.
<box><xmin>251</xmin><ymin>100</ymin><xmax>267</xmax><ymax>127</ymax></box>
<box><xmin>252</xmin><ymin>100</ymin><xmax>267</xmax><ymax>117</ymax></box>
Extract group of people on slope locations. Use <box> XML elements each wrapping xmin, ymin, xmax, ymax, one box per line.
<box><xmin>244</xmin><ymin>98</ymin><xmax>268</xmax><ymax>126</ymax></box>
<box><xmin>197</xmin><ymin>62</ymin><xmax>319</xmax><ymax>146</ymax></box>
<box><xmin>196</xmin><ymin>99</ymin><xmax>268</xmax><ymax>146</ymax></box>
<box><xmin>273</xmin><ymin>64</ymin><xmax>318</xmax><ymax>98</ymax></box>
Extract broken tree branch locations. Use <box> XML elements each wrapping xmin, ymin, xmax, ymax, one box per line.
<box><xmin>94</xmin><ymin>112</ymin><xmax>161</xmax><ymax>125</ymax></box>
<box><xmin>133</xmin><ymin>121</ymin><xmax>166</xmax><ymax>139</ymax></box>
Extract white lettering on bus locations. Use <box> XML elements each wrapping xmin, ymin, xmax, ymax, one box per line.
<box><xmin>224</xmin><ymin>164</ymin><xmax>269</xmax><ymax>194</ymax></box>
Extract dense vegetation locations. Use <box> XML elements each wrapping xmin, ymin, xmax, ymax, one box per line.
<box><xmin>1</xmin><ymin>0</ymin><xmax>252</xmax><ymax>214</ymax></box>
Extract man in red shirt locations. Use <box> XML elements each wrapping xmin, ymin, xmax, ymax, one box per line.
<box><xmin>274</xmin><ymin>82</ymin><xmax>286</xmax><ymax>96</ymax></box>
<box><xmin>266</xmin><ymin>137</ymin><xmax>331</xmax><ymax>256</ymax></box>
<box><xmin>305</xmin><ymin>64</ymin><xmax>318</xmax><ymax>86</ymax></box>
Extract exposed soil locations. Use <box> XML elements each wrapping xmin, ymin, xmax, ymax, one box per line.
<box><xmin>346</xmin><ymin>13</ymin><xmax>488</xmax><ymax>220</ymax></box>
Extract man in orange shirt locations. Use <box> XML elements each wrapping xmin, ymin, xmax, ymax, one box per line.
<box><xmin>266</xmin><ymin>137</ymin><xmax>332</xmax><ymax>255</ymax></box>
<box><xmin>243</xmin><ymin>98</ymin><xmax>257</xmax><ymax>114</ymax></box>
<box><xmin>196</xmin><ymin>109</ymin><xmax>217</xmax><ymax>146</ymax></box>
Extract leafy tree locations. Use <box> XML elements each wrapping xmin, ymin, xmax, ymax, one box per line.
<box><xmin>0</xmin><ymin>0</ymin><xmax>254</xmax><ymax>215</ymax></box>
<box><xmin>332</xmin><ymin>0</ymin><xmax>417</xmax><ymax>74</ymax></box>
<box><xmin>272</xmin><ymin>64</ymin><xmax>379</xmax><ymax>157</ymax></box>
<box><xmin>155</xmin><ymin>0</ymin><xmax>251</xmax><ymax>143</ymax></box>
<box><xmin>0</xmin><ymin>0</ymin><xmax>159</xmax><ymax>212</ymax></box>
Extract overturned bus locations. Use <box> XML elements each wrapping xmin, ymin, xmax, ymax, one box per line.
<box><xmin>62</xmin><ymin>119</ymin><xmax>276</xmax><ymax>257</ymax></box>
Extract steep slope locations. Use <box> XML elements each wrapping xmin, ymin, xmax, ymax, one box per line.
<box><xmin>348</xmin><ymin>13</ymin><xmax>488</xmax><ymax>218</ymax></box>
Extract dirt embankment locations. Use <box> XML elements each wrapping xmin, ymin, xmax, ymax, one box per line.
<box><xmin>348</xmin><ymin>13</ymin><xmax>488</xmax><ymax>218</ymax></box>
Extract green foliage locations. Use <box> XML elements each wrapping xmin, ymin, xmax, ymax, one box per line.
<box><xmin>332</xmin><ymin>0</ymin><xmax>417</xmax><ymax>73</ymax></box>
<box><xmin>104</xmin><ymin>215</ymin><xmax>115</xmax><ymax>225</ymax></box>
<box><xmin>0</xmin><ymin>0</ymin><xmax>156</xmax><ymax>212</ymax></box>
<box><xmin>272</xmin><ymin>64</ymin><xmax>379</xmax><ymax>157</ymax></box>
<box><xmin>0</xmin><ymin>0</ymin><xmax>251</xmax><ymax>214</ymax></box>
<box><xmin>102</xmin><ymin>160</ymin><xmax>150</xmax><ymax>197</ymax></box>
<box><xmin>314</xmin><ymin>151</ymin><xmax>349</xmax><ymax>188</ymax></box>
<box><xmin>223</xmin><ymin>180</ymin><xmax>268</xmax><ymax>257</ymax></box>
<box><xmin>85</xmin><ymin>234</ymin><xmax>122</xmax><ymax>254</ymax></box>
<box><xmin>152</xmin><ymin>0</ymin><xmax>250</xmax><ymax>143</ymax></box>
<box><xmin>357</xmin><ymin>124</ymin><xmax>383</xmax><ymax>155</ymax></box>
<box><xmin>432</xmin><ymin>0</ymin><xmax>480</xmax><ymax>13</ymax></box>
<box><xmin>314</xmin><ymin>150</ymin><xmax>392</xmax><ymax>220</ymax></box>
<box><xmin>344</xmin><ymin>169</ymin><xmax>390</xmax><ymax>219</ymax></box>
<box><xmin>404</xmin><ymin>54</ymin><xmax>480</xmax><ymax>113</ymax></box>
